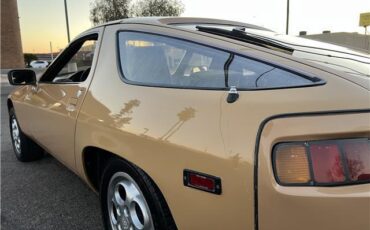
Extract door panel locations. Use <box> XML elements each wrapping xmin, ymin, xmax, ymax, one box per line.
<box><xmin>29</xmin><ymin>83</ymin><xmax>87</xmax><ymax>169</ymax></box>
<box><xmin>10</xmin><ymin>86</ymin><xmax>35</xmax><ymax>136</ymax></box>
<box><xmin>20</xmin><ymin>28</ymin><xmax>103</xmax><ymax>171</ymax></box>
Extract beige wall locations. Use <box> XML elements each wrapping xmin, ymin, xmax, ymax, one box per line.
<box><xmin>301</xmin><ymin>32</ymin><xmax>370</xmax><ymax>54</ymax></box>
<box><xmin>1</xmin><ymin>0</ymin><xmax>24</xmax><ymax>69</ymax></box>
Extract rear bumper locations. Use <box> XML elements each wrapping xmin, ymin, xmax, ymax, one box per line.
<box><xmin>257</xmin><ymin>111</ymin><xmax>370</xmax><ymax>230</ymax></box>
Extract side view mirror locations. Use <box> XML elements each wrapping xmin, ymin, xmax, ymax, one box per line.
<box><xmin>8</xmin><ymin>69</ymin><xmax>37</xmax><ymax>86</ymax></box>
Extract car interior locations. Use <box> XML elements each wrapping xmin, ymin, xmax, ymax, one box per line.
<box><xmin>52</xmin><ymin>67</ymin><xmax>91</xmax><ymax>83</ymax></box>
<box><xmin>40</xmin><ymin>34</ymin><xmax>98</xmax><ymax>84</ymax></box>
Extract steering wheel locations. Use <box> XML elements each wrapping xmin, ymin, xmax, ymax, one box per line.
<box><xmin>78</xmin><ymin>67</ymin><xmax>91</xmax><ymax>82</ymax></box>
<box><xmin>69</xmin><ymin>68</ymin><xmax>91</xmax><ymax>82</ymax></box>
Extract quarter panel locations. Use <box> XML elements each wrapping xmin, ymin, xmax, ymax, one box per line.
<box><xmin>75</xmin><ymin>24</ymin><xmax>253</xmax><ymax>229</ymax></box>
<box><xmin>74</xmin><ymin>23</ymin><xmax>370</xmax><ymax>230</ymax></box>
<box><xmin>258</xmin><ymin>114</ymin><xmax>370</xmax><ymax>230</ymax></box>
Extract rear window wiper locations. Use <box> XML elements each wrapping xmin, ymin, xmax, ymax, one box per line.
<box><xmin>196</xmin><ymin>26</ymin><xmax>294</xmax><ymax>54</ymax></box>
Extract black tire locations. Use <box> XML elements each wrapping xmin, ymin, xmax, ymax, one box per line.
<box><xmin>9</xmin><ymin>108</ymin><xmax>44</xmax><ymax>162</ymax></box>
<box><xmin>100</xmin><ymin>158</ymin><xmax>177</xmax><ymax>230</ymax></box>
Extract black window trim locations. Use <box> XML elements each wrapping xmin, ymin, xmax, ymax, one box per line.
<box><xmin>116</xmin><ymin>30</ymin><xmax>326</xmax><ymax>91</ymax></box>
<box><xmin>39</xmin><ymin>33</ymin><xmax>99</xmax><ymax>84</ymax></box>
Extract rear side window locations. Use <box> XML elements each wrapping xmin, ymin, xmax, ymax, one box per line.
<box><xmin>228</xmin><ymin>56</ymin><xmax>314</xmax><ymax>88</ymax></box>
<box><xmin>118</xmin><ymin>32</ymin><xmax>323</xmax><ymax>89</ymax></box>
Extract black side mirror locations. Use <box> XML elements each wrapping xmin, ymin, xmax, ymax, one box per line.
<box><xmin>8</xmin><ymin>69</ymin><xmax>37</xmax><ymax>85</ymax></box>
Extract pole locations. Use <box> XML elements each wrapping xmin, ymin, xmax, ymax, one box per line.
<box><xmin>64</xmin><ymin>0</ymin><xmax>71</xmax><ymax>43</ymax></box>
<box><xmin>50</xmin><ymin>42</ymin><xmax>53</xmax><ymax>61</ymax></box>
<box><xmin>286</xmin><ymin>0</ymin><xmax>290</xmax><ymax>35</ymax></box>
<box><xmin>365</xmin><ymin>26</ymin><xmax>369</xmax><ymax>54</ymax></box>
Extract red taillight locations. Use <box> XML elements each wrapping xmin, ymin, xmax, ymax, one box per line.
<box><xmin>274</xmin><ymin>138</ymin><xmax>370</xmax><ymax>186</ymax></box>
<box><xmin>310</xmin><ymin>144</ymin><xmax>345</xmax><ymax>183</ymax></box>
<box><xmin>343</xmin><ymin>140</ymin><xmax>370</xmax><ymax>182</ymax></box>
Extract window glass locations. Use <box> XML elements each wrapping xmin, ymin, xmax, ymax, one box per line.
<box><xmin>119</xmin><ymin>32</ymin><xmax>230</xmax><ymax>88</ymax></box>
<box><xmin>228</xmin><ymin>56</ymin><xmax>313</xmax><ymax>89</ymax></box>
<box><xmin>52</xmin><ymin>40</ymin><xmax>97</xmax><ymax>83</ymax></box>
<box><xmin>118</xmin><ymin>32</ymin><xmax>319</xmax><ymax>89</ymax></box>
<box><xmin>163</xmin><ymin>45</ymin><xmax>186</xmax><ymax>75</ymax></box>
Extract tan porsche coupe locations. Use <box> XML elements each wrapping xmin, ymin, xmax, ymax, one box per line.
<box><xmin>7</xmin><ymin>17</ymin><xmax>370</xmax><ymax>230</ymax></box>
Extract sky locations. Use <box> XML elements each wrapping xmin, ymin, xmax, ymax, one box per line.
<box><xmin>17</xmin><ymin>0</ymin><xmax>370</xmax><ymax>53</ymax></box>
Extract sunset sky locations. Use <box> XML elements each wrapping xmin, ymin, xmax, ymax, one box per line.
<box><xmin>18</xmin><ymin>0</ymin><xmax>370</xmax><ymax>53</ymax></box>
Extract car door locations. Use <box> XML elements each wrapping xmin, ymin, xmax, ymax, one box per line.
<box><xmin>23</xmin><ymin>28</ymin><xmax>103</xmax><ymax>171</ymax></box>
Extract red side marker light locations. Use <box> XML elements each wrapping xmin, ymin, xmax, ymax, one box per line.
<box><xmin>184</xmin><ymin>170</ymin><xmax>222</xmax><ymax>195</ymax></box>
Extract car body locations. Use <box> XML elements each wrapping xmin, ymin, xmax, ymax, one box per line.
<box><xmin>29</xmin><ymin>60</ymin><xmax>49</xmax><ymax>68</ymax></box>
<box><xmin>180</xmin><ymin>24</ymin><xmax>370</xmax><ymax>77</ymax></box>
<box><xmin>7</xmin><ymin>17</ymin><xmax>370</xmax><ymax>230</ymax></box>
<box><xmin>261</xmin><ymin>32</ymin><xmax>370</xmax><ymax>77</ymax></box>
<box><xmin>241</xmin><ymin>29</ymin><xmax>370</xmax><ymax>77</ymax></box>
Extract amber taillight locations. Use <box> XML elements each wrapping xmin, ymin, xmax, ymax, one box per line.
<box><xmin>273</xmin><ymin>138</ymin><xmax>370</xmax><ymax>186</ymax></box>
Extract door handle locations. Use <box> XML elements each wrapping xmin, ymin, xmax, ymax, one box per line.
<box><xmin>76</xmin><ymin>89</ymin><xmax>85</xmax><ymax>98</ymax></box>
<box><xmin>66</xmin><ymin>97</ymin><xmax>78</xmax><ymax>112</ymax></box>
<box><xmin>68</xmin><ymin>97</ymin><xmax>78</xmax><ymax>106</ymax></box>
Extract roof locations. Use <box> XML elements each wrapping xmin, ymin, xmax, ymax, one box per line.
<box><xmin>301</xmin><ymin>32</ymin><xmax>370</xmax><ymax>54</ymax></box>
<box><xmin>94</xmin><ymin>17</ymin><xmax>272</xmax><ymax>31</ymax></box>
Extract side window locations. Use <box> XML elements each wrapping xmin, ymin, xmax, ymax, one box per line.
<box><xmin>184</xmin><ymin>53</ymin><xmax>212</xmax><ymax>77</ymax></box>
<box><xmin>228</xmin><ymin>56</ymin><xmax>314</xmax><ymax>89</ymax></box>
<box><xmin>118</xmin><ymin>32</ymin><xmax>230</xmax><ymax>88</ymax></box>
<box><xmin>118</xmin><ymin>32</ymin><xmax>321</xmax><ymax>89</ymax></box>
<box><xmin>54</xmin><ymin>40</ymin><xmax>96</xmax><ymax>83</ymax></box>
<box><xmin>163</xmin><ymin>45</ymin><xmax>186</xmax><ymax>75</ymax></box>
<box><xmin>40</xmin><ymin>35</ymin><xmax>98</xmax><ymax>83</ymax></box>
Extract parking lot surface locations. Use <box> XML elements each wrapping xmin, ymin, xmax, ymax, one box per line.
<box><xmin>1</xmin><ymin>84</ymin><xmax>103</xmax><ymax>230</ymax></box>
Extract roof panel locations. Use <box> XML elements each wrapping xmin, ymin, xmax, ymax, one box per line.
<box><xmin>92</xmin><ymin>17</ymin><xmax>271</xmax><ymax>31</ymax></box>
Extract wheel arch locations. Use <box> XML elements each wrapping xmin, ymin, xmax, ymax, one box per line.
<box><xmin>82</xmin><ymin>146</ymin><xmax>169</xmax><ymax>193</ymax></box>
<box><xmin>82</xmin><ymin>146</ymin><xmax>177</xmax><ymax>227</ymax></box>
<box><xmin>82</xmin><ymin>146</ymin><xmax>115</xmax><ymax>192</ymax></box>
<box><xmin>7</xmin><ymin>98</ymin><xmax>14</xmax><ymax>111</ymax></box>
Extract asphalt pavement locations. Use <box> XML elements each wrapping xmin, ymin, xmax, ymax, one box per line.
<box><xmin>1</xmin><ymin>83</ymin><xmax>104</xmax><ymax>229</ymax></box>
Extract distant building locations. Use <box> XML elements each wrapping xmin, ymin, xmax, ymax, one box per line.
<box><xmin>300</xmin><ymin>32</ymin><xmax>370</xmax><ymax>54</ymax></box>
<box><xmin>35</xmin><ymin>52</ymin><xmax>60</xmax><ymax>61</ymax></box>
<box><xmin>1</xmin><ymin>0</ymin><xmax>24</xmax><ymax>69</ymax></box>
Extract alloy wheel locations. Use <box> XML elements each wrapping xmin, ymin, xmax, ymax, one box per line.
<box><xmin>107</xmin><ymin>172</ymin><xmax>154</xmax><ymax>230</ymax></box>
<box><xmin>11</xmin><ymin>116</ymin><xmax>21</xmax><ymax>154</ymax></box>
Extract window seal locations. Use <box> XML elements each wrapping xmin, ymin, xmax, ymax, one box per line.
<box><xmin>224</xmin><ymin>53</ymin><xmax>234</xmax><ymax>88</ymax></box>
